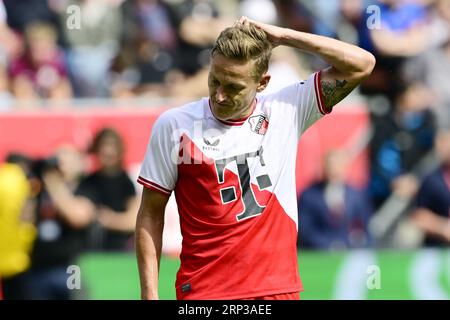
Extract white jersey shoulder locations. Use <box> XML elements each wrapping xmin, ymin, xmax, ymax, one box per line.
<box><xmin>138</xmin><ymin>72</ymin><xmax>328</xmax><ymax>195</ymax></box>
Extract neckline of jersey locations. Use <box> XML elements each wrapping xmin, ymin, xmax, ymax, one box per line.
<box><xmin>208</xmin><ymin>98</ymin><xmax>257</xmax><ymax>126</ymax></box>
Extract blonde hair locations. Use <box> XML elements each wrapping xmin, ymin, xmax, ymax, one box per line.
<box><xmin>211</xmin><ymin>23</ymin><xmax>272</xmax><ymax>80</ymax></box>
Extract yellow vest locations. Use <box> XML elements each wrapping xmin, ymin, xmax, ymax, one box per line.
<box><xmin>0</xmin><ymin>163</ymin><xmax>36</xmax><ymax>278</ymax></box>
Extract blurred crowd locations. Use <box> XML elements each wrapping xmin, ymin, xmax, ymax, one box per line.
<box><xmin>1</xmin><ymin>0</ymin><xmax>450</xmax><ymax>299</ymax></box>
<box><xmin>0</xmin><ymin>0</ymin><xmax>236</xmax><ymax>108</ymax></box>
<box><xmin>0</xmin><ymin>127</ymin><xmax>138</xmax><ymax>299</ymax></box>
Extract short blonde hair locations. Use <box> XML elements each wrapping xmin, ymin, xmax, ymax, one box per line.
<box><xmin>211</xmin><ymin>23</ymin><xmax>272</xmax><ymax>80</ymax></box>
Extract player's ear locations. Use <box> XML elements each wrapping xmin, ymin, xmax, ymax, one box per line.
<box><xmin>256</xmin><ymin>73</ymin><xmax>271</xmax><ymax>93</ymax></box>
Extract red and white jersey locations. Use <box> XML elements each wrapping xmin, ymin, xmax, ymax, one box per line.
<box><xmin>138</xmin><ymin>71</ymin><xmax>329</xmax><ymax>299</ymax></box>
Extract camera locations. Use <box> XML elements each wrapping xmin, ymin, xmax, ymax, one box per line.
<box><xmin>31</xmin><ymin>156</ymin><xmax>59</xmax><ymax>179</ymax></box>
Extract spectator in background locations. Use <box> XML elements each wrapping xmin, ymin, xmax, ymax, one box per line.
<box><xmin>76</xmin><ymin>128</ymin><xmax>138</xmax><ymax>251</ymax></box>
<box><xmin>3</xmin><ymin>0</ymin><xmax>62</xmax><ymax>36</ymax></box>
<box><xmin>339</xmin><ymin>0</ymin><xmax>367</xmax><ymax>44</ymax></box>
<box><xmin>23</xmin><ymin>145</ymin><xmax>91</xmax><ymax>299</ymax></box>
<box><xmin>166</xmin><ymin>0</ymin><xmax>234</xmax><ymax>100</ymax></box>
<box><xmin>369</xmin><ymin>78</ymin><xmax>436</xmax><ymax>209</ymax></box>
<box><xmin>171</xmin><ymin>0</ymin><xmax>226</xmax><ymax>78</ymax></box>
<box><xmin>272</xmin><ymin>0</ymin><xmax>313</xmax><ymax>33</ymax></box>
<box><xmin>59</xmin><ymin>0</ymin><xmax>123</xmax><ymax>98</ymax></box>
<box><xmin>298</xmin><ymin>150</ymin><xmax>372</xmax><ymax>250</ymax></box>
<box><xmin>410</xmin><ymin>129</ymin><xmax>450</xmax><ymax>247</ymax></box>
<box><xmin>299</xmin><ymin>0</ymin><xmax>341</xmax><ymax>39</ymax></box>
<box><xmin>112</xmin><ymin>0</ymin><xmax>180</xmax><ymax>98</ymax></box>
<box><xmin>356</xmin><ymin>0</ymin><xmax>430</xmax><ymax>99</ymax></box>
<box><xmin>0</xmin><ymin>1</ymin><xmax>17</xmax><ymax>110</ymax></box>
<box><xmin>113</xmin><ymin>0</ymin><xmax>230</xmax><ymax>100</ymax></box>
<box><xmin>8</xmin><ymin>22</ymin><xmax>72</xmax><ymax>104</ymax></box>
<box><xmin>403</xmin><ymin>0</ymin><xmax>450</xmax><ymax>129</ymax></box>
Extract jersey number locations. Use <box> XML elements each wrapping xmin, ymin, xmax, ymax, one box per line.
<box><xmin>214</xmin><ymin>147</ymin><xmax>272</xmax><ymax>221</ymax></box>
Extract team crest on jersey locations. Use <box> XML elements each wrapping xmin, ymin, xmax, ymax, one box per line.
<box><xmin>248</xmin><ymin>115</ymin><xmax>269</xmax><ymax>135</ymax></box>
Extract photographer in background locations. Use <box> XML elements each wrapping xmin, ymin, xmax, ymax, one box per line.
<box><xmin>76</xmin><ymin>128</ymin><xmax>139</xmax><ymax>252</ymax></box>
<box><xmin>25</xmin><ymin>144</ymin><xmax>92</xmax><ymax>300</ymax></box>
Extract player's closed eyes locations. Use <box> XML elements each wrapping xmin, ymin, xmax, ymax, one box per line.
<box><xmin>226</xmin><ymin>85</ymin><xmax>244</xmax><ymax>92</ymax></box>
<box><xmin>210</xmin><ymin>77</ymin><xmax>244</xmax><ymax>92</ymax></box>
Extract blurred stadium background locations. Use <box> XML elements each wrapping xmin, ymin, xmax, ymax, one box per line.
<box><xmin>1</xmin><ymin>0</ymin><xmax>450</xmax><ymax>300</ymax></box>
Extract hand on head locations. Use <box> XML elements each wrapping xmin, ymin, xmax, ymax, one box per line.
<box><xmin>233</xmin><ymin>16</ymin><xmax>284</xmax><ymax>48</ymax></box>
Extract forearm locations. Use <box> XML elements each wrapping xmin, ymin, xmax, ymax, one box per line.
<box><xmin>412</xmin><ymin>208</ymin><xmax>450</xmax><ymax>242</ymax></box>
<box><xmin>279</xmin><ymin>28</ymin><xmax>375</xmax><ymax>77</ymax></box>
<box><xmin>98</xmin><ymin>197</ymin><xmax>140</xmax><ymax>232</ymax></box>
<box><xmin>44</xmin><ymin>179</ymin><xmax>94</xmax><ymax>228</ymax></box>
<box><xmin>136</xmin><ymin>210</ymin><xmax>164</xmax><ymax>300</ymax></box>
<box><xmin>107</xmin><ymin>213</ymin><xmax>131</xmax><ymax>231</ymax></box>
<box><xmin>370</xmin><ymin>27</ymin><xmax>427</xmax><ymax>57</ymax></box>
<box><xmin>99</xmin><ymin>209</ymin><xmax>137</xmax><ymax>232</ymax></box>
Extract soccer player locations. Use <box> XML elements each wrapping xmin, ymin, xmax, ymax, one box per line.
<box><xmin>136</xmin><ymin>17</ymin><xmax>375</xmax><ymax>300</ymax></box>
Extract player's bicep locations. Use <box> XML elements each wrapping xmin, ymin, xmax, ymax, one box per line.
<box><xmin>320</xmin><ymin>66</ymin><xmax>361</xmax><ymax>111</ymax></box>
<box><xmin>138</xmin><ymin>187</ymin><xmax>170</xmax><ymax>221</ymax></box>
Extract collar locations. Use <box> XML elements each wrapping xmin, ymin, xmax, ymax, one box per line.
<box><xmin>208</xmin><ymin>99</ymin><xmax>257</xmax><ymax>126</ymax></box>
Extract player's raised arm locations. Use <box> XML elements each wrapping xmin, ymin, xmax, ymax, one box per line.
<box><xmin>238</xmin><ymin>16</ymin><xmax>376</xmax><ymax>112</ymax></box>
<box><xmin>135</xmin><ymin>187</ymin><xmax>170</xmax><ymax>300</ymax></box>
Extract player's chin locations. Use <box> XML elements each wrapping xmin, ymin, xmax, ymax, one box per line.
<box><xmin>211</xmin><ymin>104</ymin><xmax>235</xmax><ymax>120</ymax></box>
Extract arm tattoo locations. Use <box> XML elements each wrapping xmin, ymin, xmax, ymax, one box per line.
<box><xmin>320</xmin><ymin>79</ymin><xmax>351</xmax><ymax>110</ymax></box>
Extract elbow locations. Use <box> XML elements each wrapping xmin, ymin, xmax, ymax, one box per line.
<box><xmin>69</xmin><ymin>211</ymin><xmax>94</xmax><ymax>229</ymax></box>
<box><xmin>360</xmin><ymin>51</ymin><xmax>376</xmax><ymax>78</ymax></box>
<box><xmin>68</xmin><ymin>203</ymin><xmax>96</xmax><ymax>229</ymax></box>
<box><xmin>366</xmin><ymin>52</ymin><xmax>376</xmax><ymax>75</ymax></box>
<box><xmin>349</xmin><ymin>51</ymin><xmax>376</xmax><ymax>83</ymax></box>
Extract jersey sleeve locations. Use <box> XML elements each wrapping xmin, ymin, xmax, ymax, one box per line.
<box><xmin>269</xmin><ymin>71</ymin><xmax>329</xmax><ymax>137</ymax></box>
<box><xmin>138</xmin><ymin>112</ymin><xmax>178</xmax><ymax>196</ymax></box>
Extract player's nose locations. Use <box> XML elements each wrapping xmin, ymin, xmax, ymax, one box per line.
<box><xmin>215</xmin><ymin>86</ymin><xmax>227</xmax><ymax>103</ymax></box>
